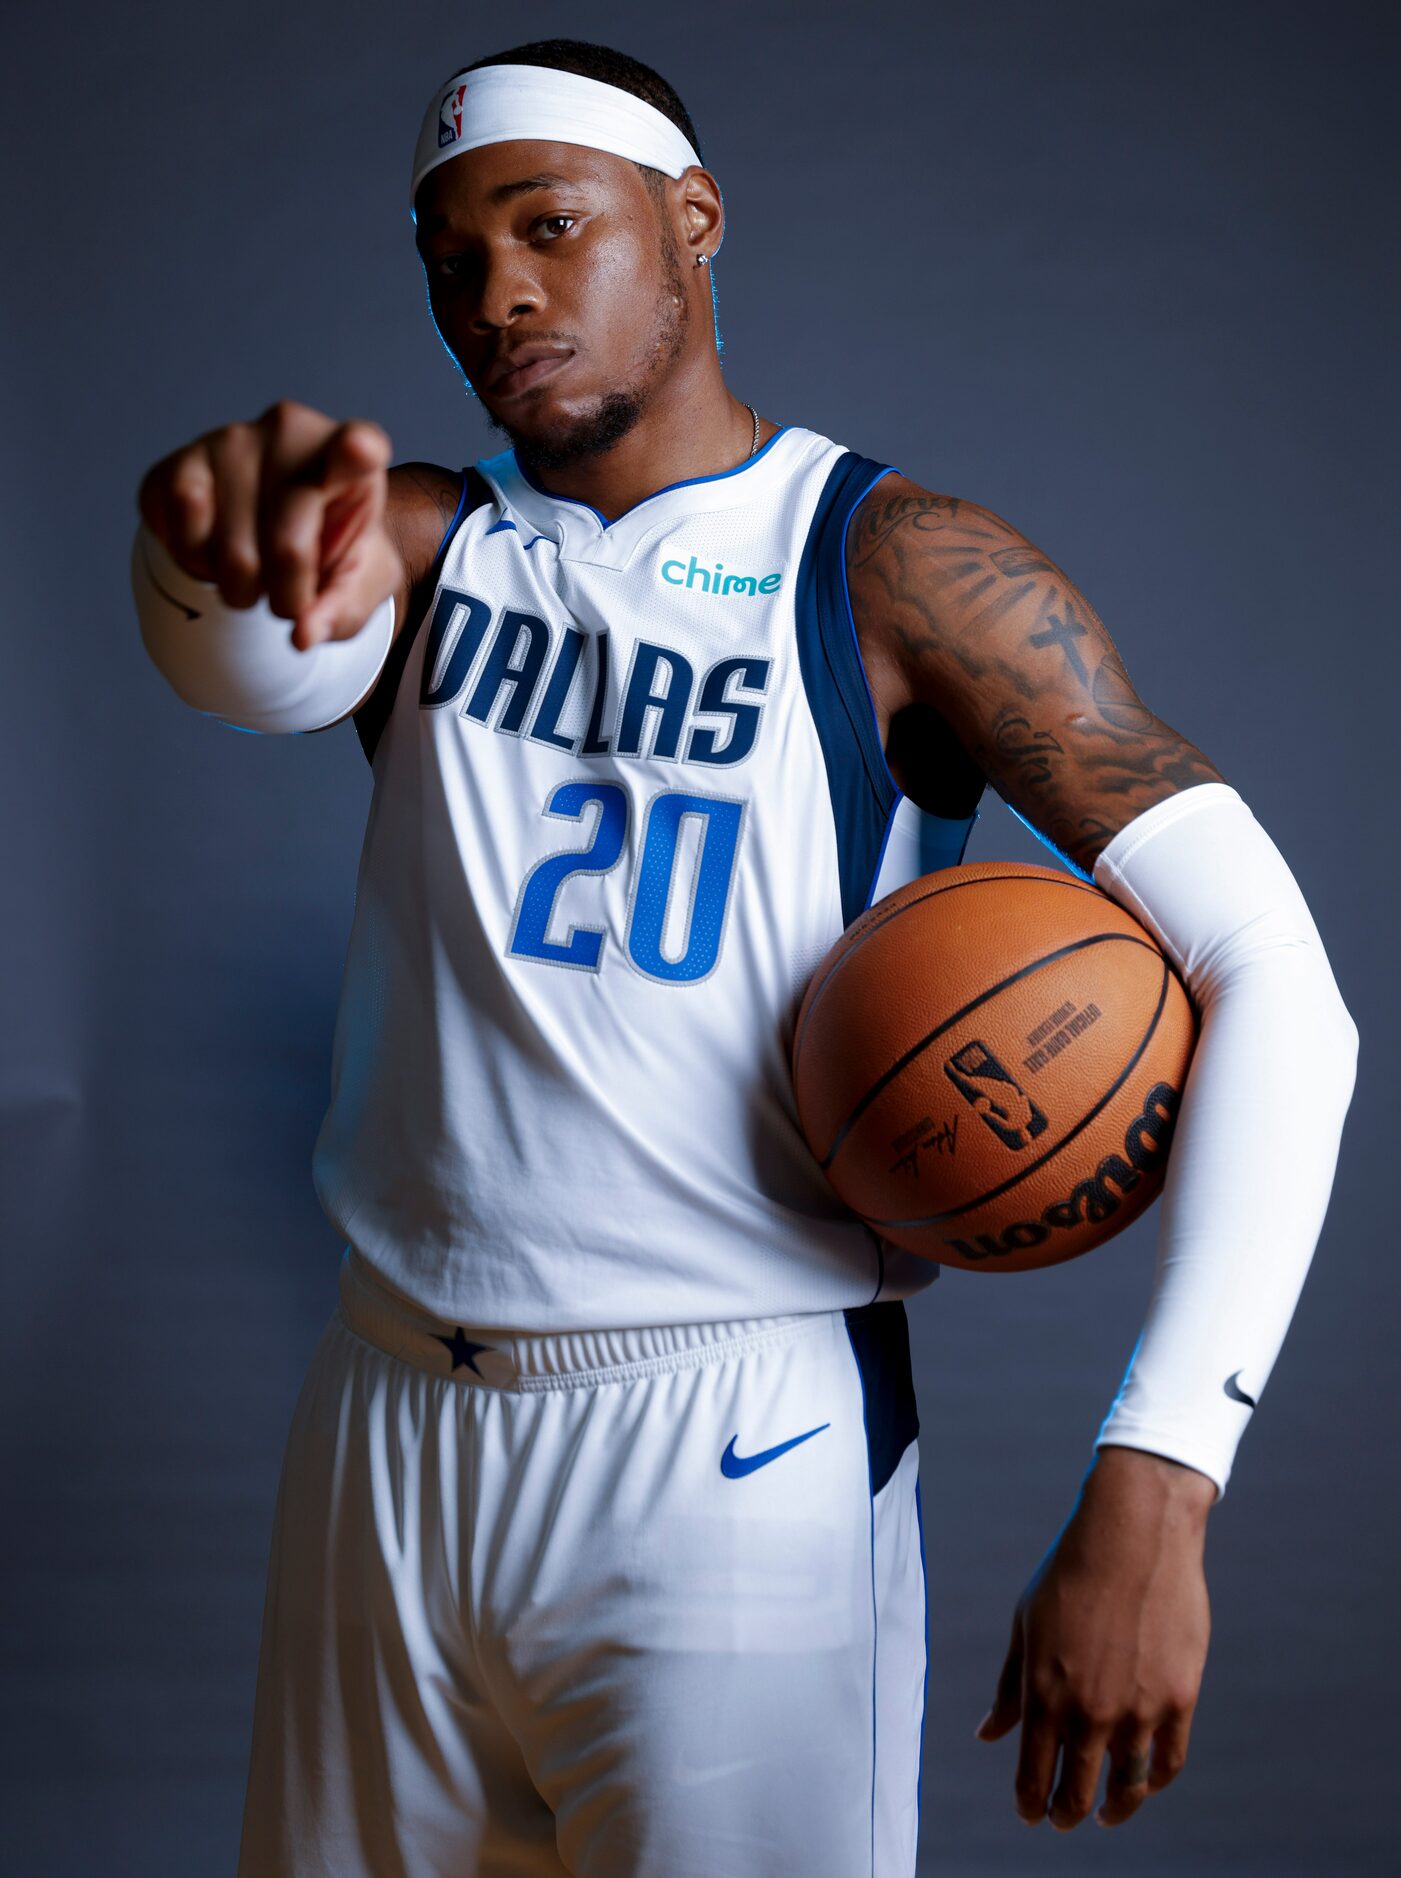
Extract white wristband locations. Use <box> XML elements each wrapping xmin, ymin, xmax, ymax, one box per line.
<box><xmin>131</xmin><ymin>521</ymin><xmax>395</xmax><ymax>735</ymax></box>
<box><xmin>1090</xmin><ymin>783</ymin><xmax>1359</xmax><ymax>1498</ymax></box>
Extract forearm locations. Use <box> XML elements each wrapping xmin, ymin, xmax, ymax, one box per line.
<box><xmin>1089</xmin><ymin>784</ymin><xmax>1359</xmax><ymax>1499</ymax></box>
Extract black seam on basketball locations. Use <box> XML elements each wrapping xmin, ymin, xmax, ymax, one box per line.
<box><xmin>817</xmin><ymin>931</ymin><xmax>1160</xmax><ymax>1168</ymax></box>
<box><xmin>865</xmin><ymin>958</ymin><xmax>1173</xmax><ymax>1228</ymax></box>
<box><xmin>792</xmin><ymin>869</ymin><xmax>1107</xmax><ymax>1081</ymax></box>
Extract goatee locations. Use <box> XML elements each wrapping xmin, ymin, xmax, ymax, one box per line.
<box><xmin>487</xmin><ymin>385</ymin><xmax>649</xmax><ymax>474</ymax></box>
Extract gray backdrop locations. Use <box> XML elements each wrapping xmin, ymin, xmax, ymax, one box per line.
<box><xmin>3</xmin><ymin>1</ymin><xmax>1396</xmax><ymax>1872</ymax></box>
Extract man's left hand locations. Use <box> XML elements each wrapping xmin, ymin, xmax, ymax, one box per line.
<box><xmin>975</xmin><ymin>1445</ymin><xmax>1215</xmax><ymax>1830</ymax></box>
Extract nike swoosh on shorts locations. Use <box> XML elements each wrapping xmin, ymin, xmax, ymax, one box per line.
<box><xmin>720</xmin><ymin>1423</ymin><xmax>830</xmax><ymax>1478</ymax></box>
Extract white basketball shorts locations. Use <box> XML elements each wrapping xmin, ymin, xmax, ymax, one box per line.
<box><xmin>237</xmin><ymin>1248</ymin><xmax>929</xmax><ymax>1876</ymax></box>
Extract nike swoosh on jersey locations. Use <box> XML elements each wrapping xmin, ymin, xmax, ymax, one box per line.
<box><xmin>720</xmin><ymin>1422</ymin><xmax>830</xmax><ymax>1478</ymax></box>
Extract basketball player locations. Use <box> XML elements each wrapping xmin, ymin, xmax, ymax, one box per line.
<box><xmin>132</xmin><ymin>39</ymin><xmax>1359</xmax><ymax>1878</ymax></box>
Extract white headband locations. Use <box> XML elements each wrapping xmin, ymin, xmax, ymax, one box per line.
<box><xmin>411</xmin><ymin>64</ymin><xmax>702</xmax><ymax>215</ymax></box>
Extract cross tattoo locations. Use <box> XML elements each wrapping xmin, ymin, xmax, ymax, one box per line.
<box><xmin>1029</xmin><ymin>602</ymin><xmax>1091</xmax><ymax>686</ymax></box>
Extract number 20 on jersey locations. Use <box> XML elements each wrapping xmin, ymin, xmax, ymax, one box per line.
<box><xmin>508</xmin><ymin>781</ymin><xmax>745</xmax><ymax>986</ymax></box>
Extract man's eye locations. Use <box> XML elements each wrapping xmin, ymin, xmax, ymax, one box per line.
<box><xmin>430</xmin><ymin>216</ymin><xmax>576</xmax><ymax>279</ymax></box>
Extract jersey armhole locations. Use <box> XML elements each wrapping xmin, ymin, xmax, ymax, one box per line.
<box><xmin>353</xmin><ymin>467</ymin><xmax>494</xmax><ymax>768</ymax></box>
<box><xmin>794</xmin><ymin>453</ymin><xmax>904</xmax><ymax>925</ymax></box>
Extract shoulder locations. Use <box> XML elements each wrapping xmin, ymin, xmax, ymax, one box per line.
<box><xmin>845</xmin><ymin>471</ymin><xmax>1054</xmax><ymax>717</ymax></box>
<box><xmin>847</xmin><ymin>471</ymin><xmax>1050</xmax><ymax>589</ymax></box>
<box><xmin>846</xmin><ymin>470</ymin><xmax>1067</xmax><ymax>679</ymax></box>
<box><xmin>385</xmin><ymin>461</ymin><xmax>469</xmax><ymax>588</ymax></box>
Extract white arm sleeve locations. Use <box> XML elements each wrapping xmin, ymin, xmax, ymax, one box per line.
<box><xmin>1089</xmin><ymin>782</ymin><xmax>1359</xmax><ymax>1500</ymax></box>
<box><xmin>131</xmin><ymin>521</ymin><xmax>395</xmax><ymax>735</ymax></box>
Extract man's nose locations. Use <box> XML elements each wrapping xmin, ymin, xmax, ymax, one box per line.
<box><xmin>468</xmin><ymin>253</ymin><xmax>543</xmax><ymax>333</ymax></box>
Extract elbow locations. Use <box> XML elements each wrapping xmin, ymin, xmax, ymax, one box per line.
<box><xmin>1337</xmin><ymin>993</ymin><xmax>1361</xmax><ymax>1084</ymax></box>
<box><xmin>1319</xmin><ymin>979</ymin><xmax>1360</xmax><ymax>1111</ymax></box>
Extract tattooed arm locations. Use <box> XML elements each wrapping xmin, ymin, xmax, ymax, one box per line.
<box><xmin>848</xmin><ymin>475</ymin><xmax>1229</xmax><ymax>1829</ymax></box>
<box><xmin>850</xmin><ymin>478</ymin><xmax>1355</xmax><ymax>1840</ymax></box>
<box><xmin>845</xmin><ymin>476</ymin><xmax>1223</xmax><ymax>870</ymax></box>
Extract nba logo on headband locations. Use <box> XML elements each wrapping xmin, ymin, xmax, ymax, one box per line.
<box><xmin>438</xmin><ymin>84</ymin><xmax>467</xmax><ymax>150</ymax></box>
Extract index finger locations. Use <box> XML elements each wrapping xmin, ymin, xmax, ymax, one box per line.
<box><xmin>298</xmin><ymin>419</ymin><xmax>393</xmax><ymax>498</ymax></box>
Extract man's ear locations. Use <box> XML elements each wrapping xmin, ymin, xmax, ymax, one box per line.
<box><xmin>680</xmin><ymin>169</ymin><xmax>725</xmax><ymax>262</ymax></box>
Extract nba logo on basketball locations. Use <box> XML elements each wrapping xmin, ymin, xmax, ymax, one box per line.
<box><xmin>943</xmin><ymin>1040</ymin><xmax>1049</xmax><ymax>1152</ymax></box>
<box><xmin>438</xmin><ymin>84</ymin><xmax>467</xmax><ymax>147</ymax></box>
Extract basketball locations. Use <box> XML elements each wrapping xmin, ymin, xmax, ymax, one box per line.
<box><xmin>791</xmin><ymin>862</ymin><xmax>1198</xmax><ymax>1272</ymax></box>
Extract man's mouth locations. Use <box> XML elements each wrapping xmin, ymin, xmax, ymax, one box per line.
<box><xmin>486</xmin><ymin>349</ymin><xmax>575</xmax><ymax>400</ymax></box>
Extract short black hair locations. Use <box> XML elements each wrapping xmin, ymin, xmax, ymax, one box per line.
<box><xmin>457</xmin><ymin>37</ymin><xmax>704</xmax><ymax>194</ymax></box>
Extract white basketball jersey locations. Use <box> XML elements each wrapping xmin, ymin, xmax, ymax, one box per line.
<box><xmin>311</xmin><ymin>425</ymin><xmax>979</xmax><ymax>1330</ymax></box>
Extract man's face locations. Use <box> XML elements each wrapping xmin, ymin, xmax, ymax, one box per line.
<box><xmin>413</xmin><ymin>139</ymin><xmax>695</xmax><ymax>470</ymax></box>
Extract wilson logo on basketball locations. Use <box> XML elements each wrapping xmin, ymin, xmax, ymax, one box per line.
<box><xmin>942</xmin><ymin>1080</ymin><xmax>1182</xmax><ymax>1263</ymax></box>
<box><xmin>943</xmin><ymin>1040</ymin><xmax>1049</xmax><ymax>1152</ymax></box>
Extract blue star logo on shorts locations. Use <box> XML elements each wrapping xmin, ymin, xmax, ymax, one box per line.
<box><xmin>434</xmin><ymin>1327</ymin><xmax>494</xmax><ymax>1376</ymax></box>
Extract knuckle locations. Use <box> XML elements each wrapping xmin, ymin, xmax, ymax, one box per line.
<box><xmin>260</xmin><ymin>397</ymin><xmax>301</xmax><ymax>429</ymax></box>
<box><xmin>1024</xmin><ymin>1669</ymin><xmax>1059</xmax><ymax>1708</ymax></box>
<box><xmin>1019</xmin><ymin>1693</ymin><xmax>1050</xmax><ymax>1730</ymax></box>
<box><xmin>214</xmin><ymin>542</ymin><xmax>261</xmax><ymax>599</ymax></box>
<box><xmin>168</xmin><ymin>473</ymin><xmax>212</xmax><ymax>517</ymax></box>
<box><xmin>220</xmin><ymin>537</ymin><xmax>260</xmax><ymax>575</ymax></box>
<box><xmin>212</xmin><ymin>418</ymin><xmax>256</xmax><ymax>453</ymax></box>
<box><xmin>169</xmin><ymin>451</ymin><xmax>212</xmax><ymax>492</ymax></box>
<box><xmin>1107</xmin><ymin>1765</ymin><xmax>1150</xmax><ymax>1793</ymax></box>
<box><xmin>265</xmin><ymin>527</ymin><xmax>311</xmax><ymax>573</ymax></box>
<box><xmin>1111</xmin><ymin>1741</ymin><xmax>1155</xmax><ymax>1783</ymax></box>
<box><xmin>347</xmin><ymin>416</ymin><xmax>390</xmax><ymax>451</ymax></box>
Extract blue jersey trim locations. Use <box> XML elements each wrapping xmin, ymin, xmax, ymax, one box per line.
<box><xmin>1006</xmin><ymin>798</ymin><xmax>1093</xmax><ymax>881</ymax></box>
<box><xmin>845</xmin><ymin>1317</ymin><xmax>879</xmax><ymax>1877</ymax></box>
<box><xmin>838</xmin><ymin>465</ymin><xmax>901</xmax><ymax>805</ymax></box>
<box><xmin>513</xmin><ymin>424</ymin><xmax>795</xmax><ymax>529</ymax></box>
<box><xmin>794</xmin><ymin>453</ymin><xmax>901</xmax><ymax>926</ymax></box>
<box><xmin>846</xmin><ymin>1300</ymin><xmax>922</xmax><ymax>1873</ymax></box>
<box><xmin>843</xmin><ymin>1300</ymin><xmax>920</xmax><ymax>1496</ymax></box>
<box><xmin>914</xmin><ymin>1474</ymin><xmax>929</xmax><ymax>1846</ymax></box>
<box><xmin>864</xmin><ymin>793</ymin><xmax>904</xmax><ymax>912</ymax></box>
